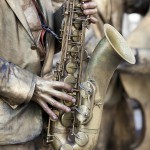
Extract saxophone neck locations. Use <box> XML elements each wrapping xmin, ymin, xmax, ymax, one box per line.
<box><xmin>85</xmin><ymin>24</ymin><xmax>135</xmax><ymax>100</ymax></box>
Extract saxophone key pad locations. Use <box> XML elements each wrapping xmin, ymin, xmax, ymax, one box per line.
<box><xmin>64</xmin><ymin>75</ymin><xmax>76</xmax><ymax>87</ymax></box>
<box><xmin>61</xmin><ymin>112</ymin><xmax>74</xmax><ymax>127</ymax></box>
<box><xmin>76</xmin><ymin>105</ymin><xmax>90</xmax><ymax>123</ymax></box>
<box><xmin>75</xmin><ymin>132</ymin><xmax>89</xmax><ymax>147</ymax></box>
<box><xmin>71</xmin><ymin>30</ymin><xmax>80</xmax><ymax>42</ymax></box>
<box><xmin>60</xmin><ymin>144</ymin><xmax>73</xmax><ymax>150</ymax></box>
<box><xmin>66</xmin><ymin>62</ymin><xmax>77</xmax><ymax>74</ymax></box>
<box><xmin>63</xmin><ymin>100</ymin><xmax>73</xmax><ymax>107</ymax></box>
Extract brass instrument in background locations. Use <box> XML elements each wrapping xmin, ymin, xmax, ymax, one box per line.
<box><xmin>46</xmin><ymin>0</ymin><xmax>135</xmax><ymax>149</ymax></box>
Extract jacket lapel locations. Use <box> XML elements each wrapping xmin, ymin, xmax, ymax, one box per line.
<box><xmin>6</xmin><ymin>0</ymin><xmax>34</xmax><ymax>41</ymax></box>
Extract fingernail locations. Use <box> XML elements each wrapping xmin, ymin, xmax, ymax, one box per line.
<box><xmin>66</xmin><ymin>108</ymin><xmax>71</xmax><ymax>112</ymax></box>
<box><xmin>72</xmin><ymin>98</ymin><xmax>76</xmax><ymax>103</ymax></box>
<box><xmin>53</xmin><ymin>116</ymin><xmax>58</xmax><ymax>120</ymax></box>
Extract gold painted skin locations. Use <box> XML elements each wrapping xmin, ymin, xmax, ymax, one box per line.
<box><xmin>85</xmin><ymin>0</ymin><xmax>149</xmax><ymax>56</ymax></box>
<box><xmin>92</xmin><ymin>0</ymin><xmax>124</xmax><ymax>38</ymax></box>
<box><xmin>84</xmin><ymin>0</ymin><xmax>125</xmax><ymax>57</ymax></box>
<box><xmin>49</xmin><ymin>23</ymin><xmax>135</xmax><ymax>150</ymax></box>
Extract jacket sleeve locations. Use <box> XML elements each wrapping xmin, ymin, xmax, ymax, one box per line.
<box><xmin>0</xmin><ymin>57</ymin><xmax>36</xmax><ymax>107</ymax></box>
<box><xmin>124</xmin><ymin>0</ymin><xmax>149</xmax><ymax>15</ymax></box>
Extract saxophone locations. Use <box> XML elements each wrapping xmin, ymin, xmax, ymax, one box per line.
<box><xmin>46</xmin><ymin>0</ymin><xmax>136</xmax><ymax>149</ymax></box>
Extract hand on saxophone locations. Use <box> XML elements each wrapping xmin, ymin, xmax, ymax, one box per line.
<box><xmin>82</xmin><ymin>0</ymin><xmax>98</xmax><ymax>24</ymax></box>
<box><xmin>32</xmin><ymin>76</ymin><xmax>76</xmax><ymax>121</ymax></box>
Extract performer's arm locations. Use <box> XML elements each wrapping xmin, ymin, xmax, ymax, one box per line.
<box><xmin>0</xmin><ymin>57</ymin><xmax>36</xmax><ymax>106</ymax></box>
<box><xmin>0</xmin><ymin>57</ymin><xmax>74</xmax><ymax>120</ymax></box>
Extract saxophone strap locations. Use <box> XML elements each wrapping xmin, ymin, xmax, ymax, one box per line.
<box><xmin>32</xmin><ymin>0</ymin><xmax>60</xmax><ymax>41</ymax></box>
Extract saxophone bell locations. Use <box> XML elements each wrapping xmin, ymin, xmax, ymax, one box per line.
<box><xmin>76</xmin><ymin>23</ymin><xmax>135</xmax><ymax>125</ymax></box>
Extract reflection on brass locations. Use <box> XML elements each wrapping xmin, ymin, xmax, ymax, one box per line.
<box><xmin>70</xmin><ymin>46</ymin><xmax>79</xmax><ymax>57</ymax></box>
<box><xmin>61</xmin><ymin>112</ymin><xmax>74</xmax><ymax>127</ymax></box>
<box><xmin>76</xmin><ymin>105</ymin><xmax>90</xmax><ymax>123</ymax></box>
<box><xmin>64</xmin><ymin>75</ymin><xmax>76</xmax><ymax>86</ymax></box>
<box><xmin>63</xmin><ymin>100</ymin><xmax>73</xmax><ymax>107</ymax></box>
<box><xmin>74</xmin><ymin>14</ymin><xmax>82</xmax><ymax>29</ymax></box>
<box><xmin>66</xmin><ymin>62</ymin><xmax>77</xmax><ymax>74</ymax></box>
<box><xmin>60</xmin><ymin>144</ymin><xmax>73</xmax><ymax>150</ymax></box>
<box><xmin>71</xmin><ymin>46</ymin><xmax>78</xmax><ymax>52</ymax></box>
<box><xmin>75</xmin><ymin>132</ymin><xmax>89</xmax><ymax>147</ymax></box>
<box><xmin>72</xmin><ymin>30</ymin><xmax>80</xmax><ymax>42</ymax></box>
<box><xmin>80</xmin><ymin>89</ymin><xmax>88</xmax><ymax>99</ymax></box>
<box><xmin>46</xmin><ymin>0</ymin><xmax>135</xmax><ymax>149</ymax></box>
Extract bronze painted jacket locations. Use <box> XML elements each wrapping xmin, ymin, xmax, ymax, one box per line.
<box><xmin>0</xmin><ymin>0</ymin><xmax>60</xmax><ymax>145</ymax></box>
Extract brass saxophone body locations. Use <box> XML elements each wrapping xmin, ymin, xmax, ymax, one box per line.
<box><xmin>46</xmin><ymin>0</ymin><xmax>136</xmax><ymax>149</ymax></box>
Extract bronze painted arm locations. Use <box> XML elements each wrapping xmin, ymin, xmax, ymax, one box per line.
<box><xmin>0</xmin><ymin>57</ymin><xmax>36</xmax><ymax>107</ymax></box>
<box><xmin>0</xmin><ymin>57</ymin><xmax>77</xmax><ymax>120</ymax></box>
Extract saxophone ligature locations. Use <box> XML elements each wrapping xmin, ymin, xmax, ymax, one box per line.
<box><xmin>46</xmin><ymin>0</ymin><xmax>136</xmax><ymax>149</ymax></box>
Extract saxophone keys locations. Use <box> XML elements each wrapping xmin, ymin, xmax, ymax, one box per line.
<box><xmin>61</xmin><ymin>112</ymin><xmax>74</xmax><ymax>127</ymax></box>
<box><xmin>75</xmin><ymin>132</ymin><xmax>89</xmax><ymax>147</ymax></box>
<box><xmin>80</xmin><ymin>89</ymin><xmax>88</xmax><ymax>99</ymax></box>
<box><xmin>71</xmin><ymin>30</ymin><xmax>80</xmax><ymax>42</ymax></box>
<box><xmin>66</xmin><ymin>62</ymin><xmax>77</xmax><ymax>74</ymax></box>
<box><xmin>71</xmin><ymin>46</ymin><xmax>78</xmax><ymax>52</ymax></box>
<box><xmin>70</xmin><ymin>46</ymin><xmax>79</xmax><ymax>57</ymax></box>
<box><xmin>64</xmin><ymin>75</ymin><xmax>76</xmax><ymax>87</ymax></box>
<box><xmin>76</xmin><ymin>105</ymin><xmax>90</xmax><ymax>123</ymax></box>
<box><xmin>73</xmin><ymin>22</ymin><xmax>82</xmax><ymax>29</ymax></box>
<box><xmin>64</xmin><ymin>100</ymin><xmax>74</xmax><ymax>107</ymax></box>
<box><xmin>73</xmin><ymin>14</ymin><xmax>82</xmax><ymax>29</ymax></box>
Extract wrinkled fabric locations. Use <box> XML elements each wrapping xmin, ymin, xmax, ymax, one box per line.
<box><xmin>0</xmin><ymin>0</ymin><xmax>55</xmax><ymax>145</ymax></box>
<box><xmin>0</xmin><ymin>134</ymin><xmax>51</xmax><ymax>150</ymax></box>
<box><xmin>0</xmin><ymin>101</ymin><xmax>42</xmax><ymax>145</ymax></box>
<box><xmin>0</xmin><ymin>58</ymin><xmax>36</xmax><ymax>106</ymax></box>
<box><xmin>20</xmin><ymin>0</ymin><xmax>46</xmax><ymax>60</ymax></box>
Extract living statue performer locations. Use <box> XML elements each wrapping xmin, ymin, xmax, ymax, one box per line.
<box><xmin>0</xmin><ymin>0</ymin><xmax>97</xmax><ymax>149</ymax></box>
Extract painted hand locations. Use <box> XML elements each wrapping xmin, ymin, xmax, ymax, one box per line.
<box><xmin>82</xmin><ymin>0</ymin><xmax>98</xmax><ymax>24</ymax></box>
<box><xmin>32</xmin><ymin>77</ymin><xmax>76</xmax><ymax>121</ymax></box>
